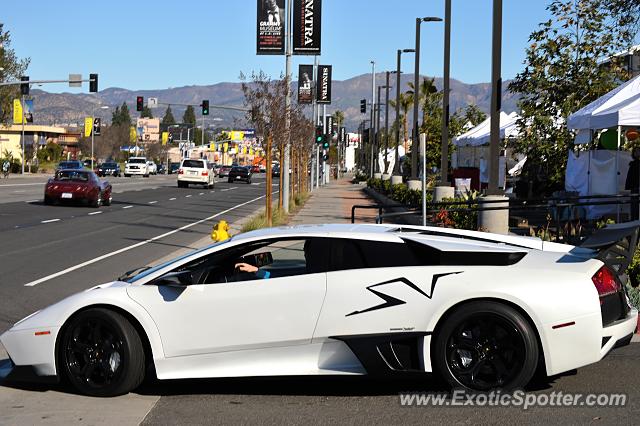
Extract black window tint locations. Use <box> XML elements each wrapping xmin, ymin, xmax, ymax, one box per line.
<box><xmin>329</xmin><ymin>238</ymin><xmax>435</xmax><ymax>271</ymax></box>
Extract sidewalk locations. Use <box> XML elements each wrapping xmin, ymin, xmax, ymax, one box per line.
<box><xmin>289</xmin><ymin>177</ymin><xmax>378</xmax><ymax>225</ymax></box>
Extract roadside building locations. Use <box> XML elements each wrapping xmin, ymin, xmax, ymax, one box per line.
<box><xmin>0</xmin><ymin>125</ymin><xmax>68</xmax><ymax>162</ymax></box>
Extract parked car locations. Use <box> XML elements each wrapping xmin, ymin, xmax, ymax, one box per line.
<box><xmin>218</xmin><ymin>165</ymin><xmax>232</xmax><ymax>177</ymax></box>
<box><xmin>228</xmin><ymin>166</ymin><xmax>253</xmax><ymax>184</ymax></box>
<box><xmin>124</xmin><ymin>157</ymin><xmax>150</xmax><ymax>177</ymax></box>
<box><xmin>177</xmin><ymin>159</ymin><xmax>215</xmax><ymax>188</ymax></box>
<box><xmin>3</xmin><ymin>222</ymin><xmax>638</xmax><ymax>396</ymax></box>
<box><xmin>157</xmin><ymin>163</ymin><xmax>166</xmax><ymax>174</ymax></box>
<box><xmin>146</xmin><ymin>161</ymin><xmax>158</xmax><ymax>175</ymax></box>
<box><xmin>259</xmin><ymin>164</ymin><xmax>266</xmax><ymax>173</ymax></box>
<box><xmin>56</xmin><ymin>160</ymin><xmax>84</xmax><ymax>171</ymax></box>
<box><xmin>272</xmin><ymin>164</ymin><xmax>281</xmax><ymax>177</ymax></box>
<box><xmin>168</xmin><ymin>162</ymin><xmax>180</xmax><ymax>174</ymax></box>
<box><xmin>97</xmin><ymin>161</ymin><xmax>121</xmax><ymax>177</ymax></box>
<box><xmin>44</xmin><ymin>169</ymin><xmax>112</xmax><ymax>207</ymax></box>
<box><xmin>83</xmin><ymin>159</ymin><xmax>93</xmax><ymax>169</ymax></box>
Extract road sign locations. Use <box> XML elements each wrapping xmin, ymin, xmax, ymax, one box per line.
<box><xmin>69</xmin><ymin>74</ymin><xmax>82</xmax><ymax>88</ymax></box>
<box><xmin>93</xmin><ymin>118</ymin><xmax>101</xmax><ymax>136</ymax></box>
<box><xmin>148</xmin><ymin>97</ymin><xmax>158</xmax><ymax>108</ymax></box>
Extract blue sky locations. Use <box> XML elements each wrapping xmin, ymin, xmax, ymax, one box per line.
<box><xmin>3</xmin><ymin>0</ymin><xmax>552</xmax><ymax>93</ymax></box>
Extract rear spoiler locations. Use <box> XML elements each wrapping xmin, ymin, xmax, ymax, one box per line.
<box><xmin>581</xmin><ymin>220</ymin><xmax>640</xmax><ymax>287</ymax></box>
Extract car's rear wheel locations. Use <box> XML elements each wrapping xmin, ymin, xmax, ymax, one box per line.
<box><xmin>59</xmin><ymin>308</ymin><xmax>145</xmax><ymax>397</ymax></box>
<box><xmin>104</xmin><ymin>194</ymin><xmax>112</xmax><ymax>206</ymax></box>
<box><xmin>433</xmin><ymin>301</ymin><xmax>539</xmax><ymax>392</ymax></box>
<box><xmin>44</xmin><ymin>195</ymin><xmax>53</xmax><ymax>205</ymax></box>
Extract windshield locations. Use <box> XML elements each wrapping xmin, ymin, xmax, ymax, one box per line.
<box><xmin>128</xmin><ymin>158</ymin><xmax>146</xmax><ymax>164</ymax></box>
<box><xmin>102</xmin><ymin>163</ymin><xmax>117</xmax><ymax>167</ymax></box>
<box><xmin>182</xmin><ymin>160</ymin><xmax>204</xmax><ymax>168</ymax></box>
<box><xmin>58</xmin><ymin>161</ymin><xmax>81</xmax><ymax>168</ymax></box>
<box><xmin>55</xmin><ymin>170</ymin><xmax>90</xmax><ymax>182</ymax></box>
<box><xmin>125</xmin><ymin>239</ymin><xmax>231</xmax><ymax>283</ymax></box>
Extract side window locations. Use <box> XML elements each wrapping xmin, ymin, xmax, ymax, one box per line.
<box><xmin>328</xmin><ymin>238</ymin><xmax>433</xmax><ymax>272</ymax></box>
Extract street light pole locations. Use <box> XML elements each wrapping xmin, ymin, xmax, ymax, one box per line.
<box><xmin>384</xmin><ymin>72</ymin><xmax>390</xmax><ymax>175</ymax></box>
<box><xmin>394</xmin><ymin>49</ymin><xmax>414</xmax><ymax>177</ymax></box>
<box><xmin>488</xmin><ymin>0</ymin><xmax>502</xmax><ymax>195</ymax></box>
<box><xmin>20</xmin><ymin>94</ymin><xmax>25</xmax><ymax>174</ymax></box>
<box><xmin>411</xmin><ymin>17</ymin><xmax>442</xmax><ymax>183</ymax></box>
<box><xmin>370</xmin><ymin>61</ymin><xmax>375</xmax><ymax>178</ymax></box>
<box><xmin>440</xmin><ymin>0</ymin><xmax>452</xmax><ymax>185</ymax></box>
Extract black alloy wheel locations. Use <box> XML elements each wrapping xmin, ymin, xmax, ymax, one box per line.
<box><xmin>434</xmin><ymin>301</ymin><xmax>539</xmax><ymax>391</ymax></box>
<box><xmin>60</xmin><ymin>308</ymin><xmax>145</xmax><ymax>397</ymax></box>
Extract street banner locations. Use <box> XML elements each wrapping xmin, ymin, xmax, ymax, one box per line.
<box><xmin>298</xmin><ymin>64</ymin><xmax>313</xmax><ymax>104</ymax></box>
<box><xmin>93</xmin><ymin>118</ymin><xmax>101</xmax><ymax>136</ymax></box>
<box><xmin>293</xmin><ymin>0</ymin><xmax>322</xmax><ymax>55</ymax></box>
<box><xmin>13</xmin><ymin>99</ymin><xmax>22</xmax><ymax>124</ymax></box>
<box><xmin>24</xmin><ymin>100</ymin><xmax>34</xmax><ymax>123</ymax></box>
<box><xmin>223</xmin><ymin>142</ymin><xmax>229</xmax><ymax>153</ymax></box>
<box><xmin>316</xmin><ymin>65</ymin><xmax>332</xmax><ymax>104</ymax></box>
<box><xmin>325</xmin><ymin>116</ymin><xmax>333</xmax><ymax>136</ymax></box>
<box><xmin>162</xmin><ymin>132</ymin><xmax>169</xmax><ymax>145</ymax></box>
<box><xmin>339</xmin><ymin>126</ymin><xmax>346</xmax><ymax>143</ymax></box>
<box><xmin>84</xmin><ymin>117</ymin><xmax>94</xmax><ymax>137</ymax></box>
<box><xmin>257</xmin><ymin>0</ymin><xmax>285</xmax><ymax>55</ymax></box>
<box><xmin>129</xmin><ymin>126</ymin><xmax>137</xmax><ymax>143</ymax></box>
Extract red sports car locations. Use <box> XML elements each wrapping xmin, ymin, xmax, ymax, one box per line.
<box><xmin>44</xmin><ymin>169</ymin><xmax>112</xmax><ymax>207</ymax></box>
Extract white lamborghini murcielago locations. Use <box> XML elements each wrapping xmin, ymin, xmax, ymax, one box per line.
<box><xmin>1</xmin><ymin>223</ymin><xmax>638</xmax><ymax>396</ymax></box>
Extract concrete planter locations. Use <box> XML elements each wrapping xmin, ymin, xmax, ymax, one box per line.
<box><xmin>390</xmin><ymin>175</ymin><xmax>403</xmax><ymax>185</ymax></box>
<box><xmin>373</xmin><ymin>172</ymin><xmax>382</xmax><ymax>179</ymax></box>
<box><xmin>381</xmin><ymin>173</ymin><xmax>391</xmax><ymax>181</ymax></box>
<box><xmin>407</xmin><ymin>180</ymin><xmax>421</xmax><ymax>191</ymax></box>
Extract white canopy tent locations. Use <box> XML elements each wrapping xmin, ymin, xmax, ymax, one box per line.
<box><xmin>564</xmin><ymin>75</ymin><xmax>640</xmax><ymax>219</ymax></box>
<box><xmin>568</xmin><ymin>74</ymin><xmax>640</xmax><ymax>132</ymax></box>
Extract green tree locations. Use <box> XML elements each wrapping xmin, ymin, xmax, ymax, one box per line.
<box><xmin>0</xmin><ymin>24</ymin><xmax>30</xmax><ymax>124</ymax></box>
<box><xmin>161</xmin><ymin>106</ymin><xmax>176</xmax><ymax>126</ymax></box>
<box><xmin>183</xmin><ymin>105</ymin><xmax>196</xmax><ymax>126</ymax></box>
<box><xmin>141</xmin><ymin>105</ymin><xmax>153</xmax><ymax>119</ymax></box>
<box><xmin>460</xmin><ymin>104</ymin><xmax>487</xmax><ymax>128</ymax></box>
<box><xmin>389</xmin><ymin>90</ymin><xmax>413</xmax><ymax>147</ymax></box>
<box><xmin>407</xmin><ymin>77</ymin><xmax>446</xmax><ymax>169</ymax></box>
<box><xmin>111</xmin><ymin>102</ymin><xmax>132</xmax><ymax>127</ymax></box>
<box><xmin>509</xmin><ymin>0</ymin><xmax>628</xmax><ymax>195</ymax></box>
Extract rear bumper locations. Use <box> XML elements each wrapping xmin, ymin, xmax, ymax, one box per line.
<box><xmin>178</xmin><ymin>175</ymin><xmax>209</xmax><ymax>183</ymax></box>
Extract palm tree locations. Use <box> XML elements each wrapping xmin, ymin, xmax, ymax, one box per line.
<box><xmin>389</xmin><ymin>91</ymin><xmax>414</xmax><ymax>172</ymax></box>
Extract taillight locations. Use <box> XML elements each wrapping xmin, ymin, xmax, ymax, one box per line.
<box><xmin>178</xmin><ymin>169</ymin><xmax>184</xmax><ymax>175</ymax></box>
<box><xmin>592</xmin><ymin>266</ymin><xmax>620</xmax><ymax>298</ymax></box>
<box><xmin>202</xmin><ymin>171</ymin><xmax>208</xmax><ymax>176</ymax></box>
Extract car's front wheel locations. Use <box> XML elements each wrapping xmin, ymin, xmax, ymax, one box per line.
<box><xmin>433</xmin><ymin>301</ymin><xmax>539</xmax><ymax>392</ymax></box>
<box><xmin>59</xmin><ymin>308</ymin><xmax>145</xmax><ymax>397</ymax></box>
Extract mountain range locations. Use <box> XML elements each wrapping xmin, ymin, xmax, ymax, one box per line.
<box><xmin>28</xmin><ymin>73</ymin><xmax>520</xmax><ymax>131</ymax></box>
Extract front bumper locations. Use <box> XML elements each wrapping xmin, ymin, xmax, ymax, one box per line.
<box><xmin>0</xmin><ymin>326</ymin><xmax>60</xmax><ymax>378</ymax></box>
<box><xmin>125</xmin><ymin>168</ymin><xmax>146</xmax><ymax>175</ymax></box>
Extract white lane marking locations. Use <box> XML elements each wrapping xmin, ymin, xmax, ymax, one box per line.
<box><xmin>185</xmin><ymin>194</ymin><xmax>192</xmax><ymax>198</ymax></box>
<box><xmin>12</xmin><ymin>190</ymin><xmax>26</xmax><ymax>193</ymax></box>
<box><xmin>221</xmin><ymin>189</ymin><xmax>229</xmax><ymax>192</ymax></box>
<box><xmin>122</xmin><ymin>205</ymin><xmax>133</xmax><ymax>209</ymax></box>
<box><xmin>88</xmin><ymin>211</ymin><xmax>102</xmax><ymax>216</ymax></box>
<box><xmin>210</xmin><ymin>191</ymin><xmax>215</xmax><ymax>193</ymax></box>
<box><xmin>251</xmin><ymin>183</ymin><xmax>260</xmax><ymax>185</ymax></box>
<box><xmin>41</xmin><ymin>219</ymin><xmax>60</xmax><ymax>223</ymax></box>
<box><xmin>169</xmin><ymin>197</ymin><xmax>176</xmax><ymax>201</ymax></box>
<box><xmin>228</xmin><ymin>187</ymin><xmax>238</xmax><ymax>191</ymax></box>
<box><xmin>148</xmin><ymin>201</ymin><xmax>158</xmax><ymax>204</ymax></box>
<box><xmin>0</xmin><ymin>182</ymin><xmax>45</xmax><ymax>187</ymax></box>
<box><xmin>24</xmin><ymin>194</ymin><xmax>267</xmax><ymax>287</ymax></box>
<box><xmin>26</xmin><ymin>199</ymin><xmax>40</xmax><ymax>203</ymax></box>
<box><xmin>199</xmin><ymin>192</ymin><xmax>204</xmax><ymax>196</ymax></box>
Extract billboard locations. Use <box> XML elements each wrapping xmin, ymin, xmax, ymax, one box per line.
<box><xmin>293</xmin><ymin>0</ymin><xmax>322</xmax><ymax>55</ymax></box>
<box><xmin>257</xmin><ymin>0</ymin><xmax>285</xmax><ymax>55</ymax></box>
<box><xmin>297</xmin><ymin>64</ymin><xmax>313</xmax><ymax>104</ymax></box>
<box><xmin>136</xmin><ymin>118</ymin><xmax>160</xmax><ymax>142</ymax></box>
<box><xmin>316</xmin><ymin>65</ymin><xmax>332</xmax><ymax>104</ymax></box>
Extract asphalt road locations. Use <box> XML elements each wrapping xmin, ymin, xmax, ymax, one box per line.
<box><xmin>1</xmin><ymin>173</ymin><xmax>640</xmax><ymax>425</ymax></box>
<box><xmin>0</xmin><ymin>173</ymin><xmax>272</xmax><ymax>333</ymax></box>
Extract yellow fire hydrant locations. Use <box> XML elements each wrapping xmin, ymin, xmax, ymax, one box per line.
<box><xmin>211</xmin><ymin>220</ymin><xmax>231</xmax><ymax>242</ymax></box>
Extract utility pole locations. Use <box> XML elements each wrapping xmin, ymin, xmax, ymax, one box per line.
<box><xmin>370</xmin><ymin>61</ymin><xmax>375</xmax><ymax>178</ymax></box>
<box><xmin>488</xmin><ymin>0</ymin><xmax>502</xmax><ymax>195</ymax></box>
<box><xmin>384</xmin><ymin>71</ymin><xmax>390</xmax><ymax>175</ymax></box>
<box><xmin>282</xmin><ymin>0</ymin><xmax>293</xmax><ymax>213</ymax></box>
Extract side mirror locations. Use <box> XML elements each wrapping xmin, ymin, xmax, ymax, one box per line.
<box><xmin>153</xmin><ymin>270</ymin><xmax>193</xmax><ymax>286</ymax></box>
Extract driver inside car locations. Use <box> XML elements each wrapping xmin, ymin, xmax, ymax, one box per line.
<box><xmin>234</xmin><ymin>262</ymin><xmax>270</xmax><ymax>279</ymax></box>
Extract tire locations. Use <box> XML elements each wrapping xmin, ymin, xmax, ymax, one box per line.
<box><xmin>44</xmin><ymin>195</ymin><xmax>53</xmax><ymax>205</ymax></box>
<box><xmin>144</xmin><ymin>174</ymin><xmax>149</xmax><ymax>178</ymax></box>
<box><xmin>59</xmin><ymin>308</ymin><xmax>145</xmax><ymax>397</ymax></box>
<box><xmin>247</xmin><ymin>178</ymin><xmax>252</xmax><ymax>184</ymax></box>
<box><xmin>104</xmin><ymin>194</ymin><xmax>112</xmax><ymax>206</ymax></box>
<box><xmin>178</xmin><ymin>181</ymin><xmax>187</xmax><ymax>188</ymax></box>
<box><xmin>432</xmin><ymin>301</ymin><xmax>539</xmax><ymax>392</ymax></box>
<box><xmin>228</xmin><ymin>178</ymin><xmax>234</xmax><ymax>183</ymax></box>
<box><xmin>124</xmin><ymin>174</ymin><xmax>130</xmax><ymax>178</ymax></box>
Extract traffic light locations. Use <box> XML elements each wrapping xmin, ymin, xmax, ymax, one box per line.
<box><xmin>323</xmin><ymin>153</ymin><xmax>329</xmax><ymax>161</ymax></box>
<box><xmin>89</xmin><ymin>73</ymin><xmax>98</xmax><ymax>93</ymax></box>
<box><xmin>360</xmin><ymin>99</ymin><xmax>366</xmax><ymax>114</ymax></box>
<box><xmin>202</xmin><ymin>100</ymin><xmax>209</xmax><ymax>115</ymax></box>
<box><xmin>136</xmin><ymin>96</ymin><xmax>144</xmax><ymax>112</ymax></box>
<box><xmin>315</xmin><ymin>125</ymin><xmax>324</xmax><ymax>144</ymax></box>
<box><xmin>20</xmin><ymin>76</ymin><xmax>29</xmax><ymax>96</ymax></box>
<box><xmin>323</xmin><ymin>138</ymin><xmax>329</xmax><ymax>150</ymax></box>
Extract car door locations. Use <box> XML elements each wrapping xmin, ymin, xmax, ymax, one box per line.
<box><xmin>127</xmin><ymin>237</ymin><xmax>328</xmax><ymax>358</ymax></box>
<box><xmin>313</xmin><ymin>237</ymin><xmax>458</xmax><ymax>340</ymax></box>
